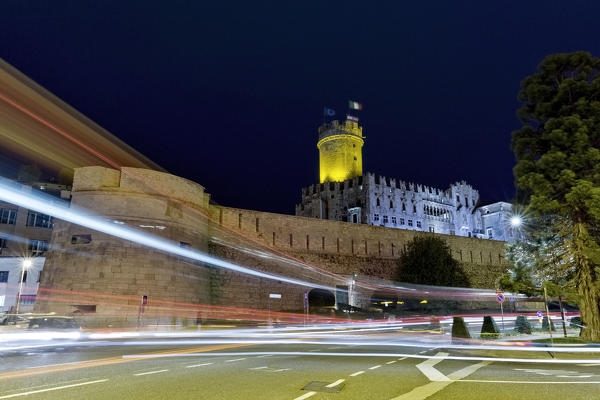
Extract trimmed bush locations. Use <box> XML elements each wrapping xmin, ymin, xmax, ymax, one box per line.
<box><xmin>542</xmin><ymin>316</ymin><xmax>556</xmax><ymax>331</ymax></box>
<box><xmin>452</xmin><ymin>316</ymin><xmax>471</xmax><ymax>341</ymax></box>
<box><xmin>480</xmin><ymin>316</ymin><xmax>500</xmax><ymax>339</ymax></box>
<box><xmin>514</xmin><ymin>315</ymin><xmax>532</xmax><ymax>334</ymax></box>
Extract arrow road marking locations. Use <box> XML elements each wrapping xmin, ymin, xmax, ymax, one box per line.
<box><xmin>391</xmin><ymin>352</ymin><xmax>490</xmax><ymax>400</ymax></box>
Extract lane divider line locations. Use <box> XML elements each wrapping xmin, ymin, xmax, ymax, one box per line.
<box><xmin>225</xmin><ymin>358</ymin><xmax>246</xmax><ymax>363</ymax></box>
<box><xmin>133</xmin><ymin>369</ymin><xmax>168</xmax><ymax>376</ymax></box>
<box><xmin>185</xmin><ymin>363</ymin><xmax>213</xmax><ymax>368</ymax></box>
<box><xmin>0</xmin><ymin>379</ymin><xmax>108</xmax><ymax>399</ymax></box>
<box><xmin>326</xmin><ymin>379</ymin><xmax>345</xmax><ymax>388</ymax></box>
<box><xmin>350</xmin><ymin>371</ymin><xmax>365</xmax><ymax>377</ymax></box>
<box><xmin>386</xmin><ymin>361</ymin><xmax>397</xmax><ymax>365</ymax></box>
<box><xmin>369</xmin><ymin>365</ymin><xmax>382</xmax><ymax>370</ymax></box>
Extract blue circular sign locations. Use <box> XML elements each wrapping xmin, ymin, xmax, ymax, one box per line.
<box><xmin>496</xmin><ymin>293</ymin><xmax>505</xmax><ymax>303</ymax></box>
<box><xmin>537</xmin><ymin>311</ymin><xmax>543</xmax><ymax>318</ymax></box>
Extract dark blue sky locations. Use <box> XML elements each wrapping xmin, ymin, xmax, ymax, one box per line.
<box><xmin>2</xmin><ymin>1</ymin><xmax>599</xmax><ymax>213</ymax></box>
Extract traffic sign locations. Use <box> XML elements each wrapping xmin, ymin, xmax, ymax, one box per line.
<box><xmin>496</xmin><ymin>293</ymin><xmax>505</xmax><ymax>303</ymax></box>
<box><xmin>537</xmin><ymin>311</ymin><xmax>543</xmax><ymax>318</ymax></box>
<box><xmin>509</xmin><ymin>296</ymin><xmax>515</xmax><ymax>302</ymax></box>
<box><xmin>495</xmin><ymin>289</ymin><xmax>504</xmax><ymax>294</ymax></box>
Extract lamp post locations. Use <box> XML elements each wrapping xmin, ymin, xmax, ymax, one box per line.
<box><xmin>510</xmin><ymin>215</ymin><xmax>522</xmax><ymax>228</ymax></box>
<box><xmin>15</xmin><ymin>258</ymin><xmax>32</xmax><ymax>315</ymax></box>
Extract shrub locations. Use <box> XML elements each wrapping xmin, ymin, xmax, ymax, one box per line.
<box><xmin>452</xmin><ymin>316</ymin><xmax>471</xmax><ymax>341</ymax></box>
<box><xmin>480</xmin><ymin>316</ymin><xmax>500</xmax><ymax>339</ymax></box>
<box><xmin>514</xmin><ymin>315</ymin><xmax>532</xmax><ymax>334</ymax></box>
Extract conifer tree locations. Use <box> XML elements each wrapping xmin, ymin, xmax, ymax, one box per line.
<box><xmin>512</xmin><ymin>51</ymin><xmax>600</xmax><ymax>341</ymax></box>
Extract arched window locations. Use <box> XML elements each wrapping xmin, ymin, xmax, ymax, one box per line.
<box><xmin>402</xmin><ymin>203</ymin><xmax>406</xmax><ymax>212</ymax></box>
<box><xmin>376</xmin><ymin>198</ymin><xmax>380</xmax><ymax>207</ymax></box>
<box><xmin>413</xmin><ymin>205</ymin><xmax>417</xmax><ymax>213</ymax></box>
<box><xmin>390</xmin><ymin>200</ymin><xmax>393</xmax><ymax>208</ymax></box>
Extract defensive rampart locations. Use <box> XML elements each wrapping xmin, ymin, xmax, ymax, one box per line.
<box><xmin>36</xmin><ymin>167</ymin><xmax>510</xmax><ymax>325</ymax></box>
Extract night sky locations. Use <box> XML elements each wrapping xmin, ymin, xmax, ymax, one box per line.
<box><xmin>2</xmin><ymin>1</ymin><xmax>600</xmax><ymax>214</ymax></box>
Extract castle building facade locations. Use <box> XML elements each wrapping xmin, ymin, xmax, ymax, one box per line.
<box><xmin>296</xmin><ymin>119</ymin><xmax>520</xmax><ymax>242</ymax></box>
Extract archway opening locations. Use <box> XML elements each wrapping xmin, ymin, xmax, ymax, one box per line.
<box><xmin>308</xmin><ymin>288</ymin><xmax>335</xmax><ymax>311</ymax></box>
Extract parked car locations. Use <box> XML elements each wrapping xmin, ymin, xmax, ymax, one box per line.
<box><xmin>27</xmin><ymin>316</ymin><xmax>80</xmax><ymax>330</ymax></box>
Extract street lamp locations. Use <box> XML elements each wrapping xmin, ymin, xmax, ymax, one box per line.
<box><xmin>15</xmin><ymin>258</ymin><xmax>32</xmax><ymax>315</ymax></box>
<box><xmin>510</xmin><ymin>215</ymin><xmax>523</xmax><ymax>228</ymax></box>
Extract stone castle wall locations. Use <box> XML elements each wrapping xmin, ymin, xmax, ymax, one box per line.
<box><xmin>35</xmin><ymin>166</ymin><xmax>213</xmax><ymax>327</ymax></box>
<box><xmin>208</xmin><ymin>205</ymin><xmax>508</xmax><ymax>309</ymax></box>
<box><xmin>36</xmin><ymin>167</ymin><xmax>510</xmax><ymax>325</ymax></box>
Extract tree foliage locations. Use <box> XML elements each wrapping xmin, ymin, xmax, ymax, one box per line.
<box><xmin>512</xmin><ymin>51</ymin><xmax>600</xmax><ymax>341</ymax></box>
<box><xmin>397</xmin><ymin>236</ymin><xmax>469</xmax><ymax>287</ymax></box>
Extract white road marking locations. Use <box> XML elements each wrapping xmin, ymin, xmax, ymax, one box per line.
<box><xmin>186</xmin><ymin>362</ymin><xmax>213</xmax><ymax>368</ymax></box>
<box><xmin>273</xmin><ymin>368</ymin><xmax>290</xmax><ymax>372</ymax></box>
<box><xmin>578</xmin><ymin>363</ymin><xmax>600</xmax><ymax>367</ymax></box>
<box><xmin>386</xmin><ymin>360</ymin><xmax>397</xmax><ymax>365</ymax></box>
<box><xmin>0</xmin><ymin>380</ymin><xmax>87</xmax><ymax>395</ymax></box>
<box><xmin>225</xmin><ymin>358</ymin><xmax>246</xmax><ymax>362</ymax></box>
<box><xmin>398</xmin><ymin>357</ymin><xmax>407</xmax><ymax>361</ymax></box>
<box><xmin>134</xmin><ymin>369</ymin><xmax>168</xmax><ymax>376</ymax></box>
<box><xmin>350</xmin><ymin>371</ymin><xmax>365</xmax><ymax>376</ymax></box>
<box><xmin>416</xmin><ymin>352</ymin><xmax>450</xmax><ymax>381</ymax></box>
<box><xmin>556</xmin><ymin>375</ymin><xmax>593</xmax><ymax>378</ymax></box>
<box><xmin>326</xmin><ymin>379</ymin><xmax>345</xmax><ymax>387</ymax></box>
<box><xmin>369</xmin><ymin>365</ymin><xmax>382</xmax><ymax>370</ymax></box>
<box><xmin>390</xmin><ymin>352</ymin><xmax>490</xmax><ymax>400</ymax></box>
<box><xmin>256</xmin><ymin>354</ymin><xmax>271</xmax><ymax>358</ymax></box>
<box><xmin>294</xmin><ymin>391</ymin><xmax>316</xmax><ymax>400</ymax></box>
<box><xmin>250</xmin><ymin>366</ymin><xmax>269</xmax><ymax>370</ymax></box>
<box><xmin>308</xmin><ymin>349</ymin><xmax>319</xmax><ymax>352</ymax></box>
<box><xmin>0</xmin><ymin>379</ymin><xmax>108</xmax><ymax>399</ymax></box>
<box><xmin>455</xmin><ymin>379</ymin><xmax>600</xmax><ymax>384</ymax></box>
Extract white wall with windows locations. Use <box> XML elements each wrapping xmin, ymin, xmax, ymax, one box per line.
<box><xmin>0</xmin><ymin>257</ymin><xmax>45</xmax><ymax>313</ymax></box>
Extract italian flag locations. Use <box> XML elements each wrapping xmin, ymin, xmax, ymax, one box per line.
<box><xmin>348</xmin><ymin>100</ymin><xmax>363</xmax><ymax>110</ymax></box>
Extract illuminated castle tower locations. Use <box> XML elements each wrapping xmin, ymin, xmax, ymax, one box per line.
<box><xmin>317</xmin><ymin>119</ymin><xmax>365</xmax><ymax>183</ymax></box>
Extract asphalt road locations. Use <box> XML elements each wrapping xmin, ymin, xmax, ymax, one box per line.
<box><xmin>1</xmin><ymin>330</ymin><xmax>600</xmax><ymax>400</ymax></box>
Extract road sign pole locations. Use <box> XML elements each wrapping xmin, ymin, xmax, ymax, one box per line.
<box><xmin>500</xmin><ymin>301</ymin><xmax>505</xmax><ymax>333</ymax></box>
<box><xmin>544</xmin><ymin>286</ymin><xmax>554</xmax><ymax>346</ymax></box>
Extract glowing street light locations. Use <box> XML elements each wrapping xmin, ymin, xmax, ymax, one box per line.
<box><xmin>15</xmin><ymin>258</ymin><xmax>32</xmax><ymax>315</ymax></box>
<box><xmin>510</xmin><ymin>215</ymin><xmax>523</xmax><ymax>228</ymax></box>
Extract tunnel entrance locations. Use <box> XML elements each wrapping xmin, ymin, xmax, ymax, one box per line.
<box><xmin>308</xmin><ymin>288</ymin><xmax>335</xmax><ymax>310</ymax></box>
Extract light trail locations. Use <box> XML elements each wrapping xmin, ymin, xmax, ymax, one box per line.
<box><xmin>121</xmin><ymin>351</ymin><xmax>600</xmax><ymax>365</ymax></box>
<box><xmin>0</xmin><ymin>178</ymin><xmax>337</xmax><ymax>292</ymax></box>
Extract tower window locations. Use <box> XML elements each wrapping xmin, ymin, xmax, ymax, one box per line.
<box><xmin>373</xmin><ymin>213</ymin><xmax>380</xmax><ymax>222</ymax></box>
<box><xmin>390</xmin><ymin>200</ymin><xmax>393</xmax><ymax>208</ymax></box>
<box><xmin>402</xmin><ymin>203</ymin><xmax>406</xmax><ymax>212</ymax></box>
<box><xmin>353</xmin><ymin>144</ymin><xmax>356</xmax><ymax>147</ymax></box>
<box><xmin>408</xmin><ymin>219</ymin><xmax>413</xmax><ymax>227</ymax></box>
<box><xmin>417</xmin><ymin>221</ymin><xmax>422</xmax><ymax>228</ymax></box>
<box><xmin>399</xmin><ymin>218</ymin><xmax>405</xmax><ymax>225</ymax></box>
<box><xmin>383</xmin><ymin>215</ymin><xmax>389</xmax><ymax>224</ymax></box>
<box><xmin>376</xmin><ymin>198</ymin><xmax>380</xmax><ymax>207</ymax></box>
<box><xmin>353</xmin><ymin>156</ymin><xmax>357</xmax><ymax>160</ymax></box>
<box><xmin>391</xmin><ymin>216</ymin><xmax>397</xmax><ymax>224</ymax></box>
<box><xmin>413</xmin><ymin>205</ymin><xmax>417</xmax><ymax>213</ymax></box>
